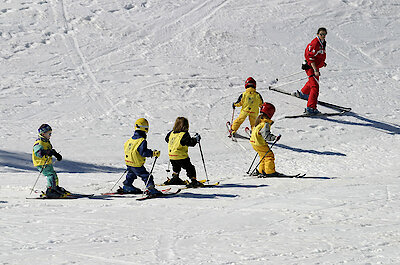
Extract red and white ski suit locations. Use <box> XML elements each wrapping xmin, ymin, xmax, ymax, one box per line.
<box><xmin>301</xmin><ymin>37</ymin><xmax>326</xmax><ymax>109</ymax></box>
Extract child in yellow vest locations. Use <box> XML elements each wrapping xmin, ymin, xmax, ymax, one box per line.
<box><xmin>230</xmin><ymin>77</ymin><xmax>263</xmax><ymax>135</ymax></box>
<box><xmin>164</xmin><ymin>117</ymin><xmax>203</xmax><ymax>188</ymax></box>
<box><xmin>122</xmin><ymin>118</ymin><xmax>162</xmax><ymax>195</ymax></box>
<box><xmin>32</xmin><ymin>124</ymin><xmax>66</xmax><ymax>198</ymax></box>
<box><xmin>250</xmin><ymin>103</ymin><xmax>282</xmax><ymax>177</ymax></box>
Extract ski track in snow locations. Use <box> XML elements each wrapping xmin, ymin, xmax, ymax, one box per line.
<box><xmin>1</xmin><ymin>0</ymin><xmax>400</xmax><ymax>264</ymax></box>
<box><xmin>50</xmin><ymin>0</ymin><xmax>123</xmax><ymax>118</ymax></box>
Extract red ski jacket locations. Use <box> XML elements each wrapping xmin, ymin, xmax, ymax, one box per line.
<box><xmin>304</xmin><ymin>37</ymin><xmax>326</xmax><ymax>69</ymax></box>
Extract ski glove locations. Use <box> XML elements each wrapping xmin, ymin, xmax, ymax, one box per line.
<box><xmin>301</xmin><ymin>60</ymin><xmax>311</xmax><ymax>70</ymax></box>
<box><xmin>40</xmin><ymin>149</ymin><xmax>52</xmax><ymax>157</ymax></box>
<box><xmin>51</xmin><ymin>149</ymin><xmax>63</xmax><ymax>161</ymax></box>
<box><xmin>194</xmin><ymin>133</ymin><xmax>201</xmax><ymax>143</ymax></box>
<box><xmin>153</xmin><ymin>150</ymin><xmax>161</xmax><ymax>158</ymax></box>
<box><xmin>232</xmin><ymin>103</ymin><xmax>236</xmax><ymax>109</ymax></box>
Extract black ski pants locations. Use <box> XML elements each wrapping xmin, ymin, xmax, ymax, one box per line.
<box><xmin>170</xmin><ymin>158</ymin><xmax>196</xmax><ymax>179</ymax></box>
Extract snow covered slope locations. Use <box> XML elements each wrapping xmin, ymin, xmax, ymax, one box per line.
<box><xmin>1</xmin><ymin>0</ymin><xmax>399</xmax><ymax>264</ymax></box>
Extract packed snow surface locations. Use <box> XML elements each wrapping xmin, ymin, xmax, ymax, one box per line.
<box><xmin>1</xmin><ymin>0</ymin><xmax>399</xmax><ymax>264</ymax></box>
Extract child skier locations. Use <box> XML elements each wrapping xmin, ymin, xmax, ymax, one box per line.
<box><xmin>230</xmin><ymin>77</ymin><xmax>263</xmax><ymax>135</ymax></box>
<box><xmin>164</xmin><ymin>117</ymin><xmax>203</xmax><ymax>188</ymax></box>
<box><xmin>122</xmin><ymin>118</ymin><xmax>162</xmax><ymax>195</ymax></box>
<box><xmin>32</xmin><ymin>124</ymin><xmax>67</xmax><ymax>198</ymax></box>
<box><xmin>250</xmin><ymin>103</ymin><xmax>282</xmax><ymax>177</ymax></box>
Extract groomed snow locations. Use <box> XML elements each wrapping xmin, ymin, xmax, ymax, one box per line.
<box><xmin>1</xmin><ymin>0</ymin><xmax>399</xmax><ymax>264</ymax></box>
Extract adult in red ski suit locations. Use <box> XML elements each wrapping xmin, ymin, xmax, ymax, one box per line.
<box><xmin>299</xmin><ymin>27</ymin><xmax>327</xmax><ymax>113</ymax></box>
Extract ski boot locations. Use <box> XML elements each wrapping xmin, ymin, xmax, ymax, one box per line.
<box><xmin>164</xmin><ymin>173</ymin><xmax>186</xmax><ymax>185</ymax></box>
<box><xmin>45</xmin><ymin>187</ymin><xmax>68</xmax><ymax>199</ymax></box>
<box><xmin>228</xmin><ymin>129</ymin><xmax>236</xmax><ymax>138</ymax></box>
<box><xmin>118</xmin><ymin>185</ymin><xmax>142</xmax><ymax>194</ymax></box>
<box><xmin>145</xmin><ymin>185</ymin><xmax>163</xmax><ymax>197</ymax></box>
<box><xmin>250</xmin><ymin>169</ymin><xmax>262</xmax><ymax>177</ymax></box>
<box><xmin>304</xmin><ymin>107</ymin><xmax>321</xmax><ymax>115</ymax></box>
<box><xmin>56</xmin><ymin>186</ymin><xmax>70</xmax><ymax>196</ymax></box>
<box><xmin>186</xmin><ymin>178</ymin><xmax>204</xmax><ymax>188</ymax></box>
<box><xmin>293</xmin><ymin>90</ymin><xmax>309</xmax><ymax>100</ymax></box>
<box><xmin>259</xmin><ymin>171</ymin><xmax>285</xmax><ymax>178</ymax></box>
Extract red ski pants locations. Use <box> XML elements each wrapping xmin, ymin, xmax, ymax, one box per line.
<box><xmin>301</xmin><ymin>68</ymin><xmax>320</xmax><ymax>109</ymax></box>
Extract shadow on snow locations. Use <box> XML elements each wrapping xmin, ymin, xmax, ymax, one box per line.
<box><xmin>0</xmin><ymin>149</ymin><xmax>121</xmax><ymax>173</ymax></box>
<box><xmin>304</xmin><ymin>111</ymin><xmax>400</xmax><ymax>135</ymax></box>
<box><xmin>212</xmin><ymin>183</ymin><xmax>269</xmax><ymax>188</ymax></box>
<box><xmin>275</xmin><ymin>143</ymin><xmax>346</xmax><ymax>156</ymax></box>
<box><xmin>177</xmin><ymin>192</ymin><xmax>238</xmax><ymax>199</ymax></box>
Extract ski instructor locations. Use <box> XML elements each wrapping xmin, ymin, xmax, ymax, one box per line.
<box><xmin>294</xmin><ymin>27</ymin><xmax>327</xmax><ymax>115</ymax></box>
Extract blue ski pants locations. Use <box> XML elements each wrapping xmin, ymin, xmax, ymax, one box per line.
<box><xmin>124</xmin><ymin>165</ymin><xmax>155</xmax><ymax>188</ymax></box>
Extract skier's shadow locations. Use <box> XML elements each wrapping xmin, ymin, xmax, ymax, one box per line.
<box><xmin>272</xmin><ymin>111</ymin><xmax>399</xmax><ymax>155</ymax></box>
<box><xmin>175</xmin><ymin>183</ymin><xmax>269</xmax><ymax>199</ymax></box>
<box><xmin>213</xmin><ymin>183</ymin><xmax>269</xmax><ymax>188</ymax></box>
<box><xmin>177</xmin><ymin>192</ymin><xmax>238</xmax><ymax>199</ymax></box>
<box><xmin>306</xmin><ymin>112</ymin><xmax>400</xmax><ymax>135</ymax></box>
<box><xmin>274</xmin><ymin>144</ymin><xmax>346</xmax><ymax>156</ymax></box>
<box><xmin>0</xmin><ymin>149</ymin><xmax>121</xmax><ymax>173</ymax></box>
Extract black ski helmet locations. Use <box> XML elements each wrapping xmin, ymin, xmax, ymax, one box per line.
<box><xmin>38</xmin><ymin>124</ymin><xmax>52</xmax><ymax>135</ymax></box>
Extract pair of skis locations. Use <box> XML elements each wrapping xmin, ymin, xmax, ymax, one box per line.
<box><xmin>268</xmin><ymin>86</ymin><xmax>351</xmax><ymax>118</ymax></box>
<box><xmin>137</xmin><ymin>180</ymin><xmax>220</xmax><ymax>200</ymax></box>
<box><xmin>117</xmin><ymin>179</ymin><xmax>219</xmax><ymax>200</ymax></box>
<box><xmin>30</xmin><ymin>180</ymin><xmax>220</xmax><ymax>200</ymax></box>
<box><xmin>27</xmin><ymin>192</ymin><xmax>95</xmax><ymax>200</ymax></box>
<box><xmin>136</xmin><ymin>189</ymin><xmax>182</xmax><ymax>201</ymax></box>
<box><xmin>99</xmin><ymin>187</ymin><xmax>182</xmax><ymax>201</ymax></box>
<box><xmin>115</xmin><ymin>179</ymin><xmax>220</xmax><ymax>200</ymax></box>
<box><xmin>158</xmin><ymin>179</ymin><xmax>220</xmax><ymax>189</ymax></box>
<box><xmin>258</xmin><ymin>173</ymin><xmax>306</xmax><ymax>178</ymax></box>
<box><xmin>28</xmin><ymin>188</ymin><xmax>180</xmax><ymax>200</ymax></box>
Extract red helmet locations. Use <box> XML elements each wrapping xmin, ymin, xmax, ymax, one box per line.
<box><xmin>245</xmin><ymin>77</ymin><xmax>256</xmax><ymax>88</ymax></box>
<box><xmin>260</xmin><ymin>102</ymin><xmax>275</xmax><ymax>119</ymax></box>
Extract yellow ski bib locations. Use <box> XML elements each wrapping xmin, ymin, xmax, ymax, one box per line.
<box><xmin>32</xmin><ymin>139</ymin><xmax>53</xmax><ymax>167</ymax></box>
<box><xmin>124</xmin><ymin>138</ymin><xmax>146</xmax><ymax>167</ymax></box>
<box><xmin>168</xmin><ymin>132</ymin><xmax>189</xmax><ymax>160</ymax></box>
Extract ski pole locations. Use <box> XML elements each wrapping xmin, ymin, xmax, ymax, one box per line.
<box><xmin>271</xmin><ymin>77</ymin><xmax>307</xmax><ymax>89</ymax></box>
<box><xmin>246</xmin><ymin>153</ymin><xmax>259</xmax><ymax>175</ymax></box>
<box><xmin>149</xmin><ymin>156</ymin><xmax>158</xmax><ymax>176</ymax></box>
<box><xmin>228</xmin><ymin>107</ymin><xmax>235</xmax><ymax>136</ymax></box>
<box><xmin>275</xmin><ymin>71</ymin><xmax>304</xmax><ymax>82</ymax></box>
<box><xmin>164</xmin><ymin>160</ymin><xmax>172</xmax><ymax>183</ymax></box>
<box><xmin>109</xmin><ymin>169</ymin><xmax>127</xmax><ymax>192</ymax></box>
<box><xmin>30</xmin><ymin>156</ymin><xmax>50</xmax><ymax>194</ymax></box>
<box><xmin>260</xmin><ymin>77</ymin><xmax>308</xmax><ymax>92</ymax></box>
<box><xmin>143</xmin><ymin>157</ymin><xmax>158</xmax><ymax>194</ymax></box>
<box><xmin>249</xmin><ymin>137</ymin><xmax>280</xmax><ymax>176</ymax></box>
<box><xmin>231</xmin><ymin>107</ymin><xmax>235</xmax><ymax>126</ymax></box>
<box><xmin>198</xmin><ymin>141</ymin><xmax>209</xmax><ymax>183</ymax></box>
<box><xmin>166</xmin><ymin>160</ymin><xmax>171</xmax><ymax>173</ymax></box>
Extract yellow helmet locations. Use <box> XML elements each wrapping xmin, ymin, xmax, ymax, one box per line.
<box><xmin>135</xmin><ymin>118</ymin><xmax>149</xmax><ymax>132</ymax></box>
